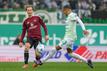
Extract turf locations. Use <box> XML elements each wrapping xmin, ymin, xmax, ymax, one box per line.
<box><xmin>0</xmin><ymin>62</ymin><xmax>107</xmax><ymax>71</ymax></box>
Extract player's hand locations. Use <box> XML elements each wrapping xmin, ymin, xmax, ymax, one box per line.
<box><xmin>83</xmin><ymin>30</ymin><xmax>89</xmax><ymax>36</ymax></box>
<box><xmin>45</xmin><ymin>35</ymin><xmax>49</xmax><ymax>42</ymax></box>
<box><xmin>19</xmin><ymin>42</ymin><xmax>23</xmax><ymax>47</ymax></box>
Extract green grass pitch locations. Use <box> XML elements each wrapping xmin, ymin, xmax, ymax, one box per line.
<box><xmin>0</xmin><ymin>62</ymin><xmax>107</xmax><ymax>71</ymax></box>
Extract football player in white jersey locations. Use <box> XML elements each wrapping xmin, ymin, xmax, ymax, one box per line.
<box><xmin>33</xmin><ymin>5</ymin><xmax>94</xmax><ymax>69</ymax></box>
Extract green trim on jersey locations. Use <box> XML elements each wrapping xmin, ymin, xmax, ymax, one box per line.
<box><xmin>64</xmin><ymin>12</ymin><xmax>77</xmax><ymax>41</ymax></box>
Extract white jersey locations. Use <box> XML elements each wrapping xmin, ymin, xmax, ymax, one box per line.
<box><xmin>64</xmin><ymin>12</ymin><xmax>86</xmax><ymax>41</ymax></box>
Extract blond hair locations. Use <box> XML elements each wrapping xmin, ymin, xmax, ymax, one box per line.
<box><xmin>25</xmin><ymin>5</ymin><xmax>34</xmax><ymax>11</ymax></box>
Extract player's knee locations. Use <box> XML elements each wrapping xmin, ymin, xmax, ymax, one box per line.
<box><xmin>67</xmin><ymin>48</ymin><xmax>72</xmax><ymax>53</ymax></box>
<box><xmin>25</xmin><ymin>42</ymin><xmax>31</xmax><ymax>48</ymax></box>
<box><xmin>36</xmin><ymin>56</ymin><xmax>41</xmax><ymax>60</ymax></box>
<box><xmin>56</xmin><ymin>46</ymin><xmax>62</xmax><ymax>50</ymax></box>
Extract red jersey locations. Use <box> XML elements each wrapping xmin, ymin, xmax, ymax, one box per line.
<box><xmin>20</xmin><ymin>16</ymin><xmax>48</xmax><ymax>42</ymax></box>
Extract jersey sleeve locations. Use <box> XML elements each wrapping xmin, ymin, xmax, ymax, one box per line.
<box><xmin>76</xmin><ymin>16</ymin><xmax>86</xmax><ymax>30</ymax></box>
<box><xmin>39</xmin><ymin>17</ymin><xmax>48</xmax><ymax>35</ymax></box>
<box><xmin>20</xmin><ymin>20</ymin><xmax>27</xmax><ymax>42</ymax></box>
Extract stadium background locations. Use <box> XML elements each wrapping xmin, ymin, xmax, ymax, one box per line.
<box><xmin>0</xmin><ymin>0</ymin><xmax>107</xmax><ymax>71</ymax></box>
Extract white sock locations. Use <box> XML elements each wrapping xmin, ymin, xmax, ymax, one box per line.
<box><xmin>69</xmin><ymin>52</ymin><xmax>87</xmax><ymax>63</ymax></box>
<box><xmin>40</xmin><ymin>48</ymin><xmax>56</xmax><ymax>63</ymax></box>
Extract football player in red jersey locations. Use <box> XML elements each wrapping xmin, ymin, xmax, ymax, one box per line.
<box><xmin>19</xmin><ymin>5</ymin><xmax>49</xmax><ymax>69</ymax></box>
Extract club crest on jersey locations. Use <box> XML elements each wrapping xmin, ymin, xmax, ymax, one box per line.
<box><xmin>34</xmin><ymin>19</ymin><xmax>37</xmax><ymax>22</ymax></box>
<box><xmin>27</xmin><ymin>22</ymin><xmax>29</xmax><ymax>24</ymax></box>
<box><xmin>30</xmin><ymin>23</ymin><xmax>34</xmax><ymax>27</ymax></box>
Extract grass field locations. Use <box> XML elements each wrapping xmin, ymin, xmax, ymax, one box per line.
<box><xmin>0</xmin><ymin>62</ymin><xmax>107</xmax><ymax>71</ymax></box>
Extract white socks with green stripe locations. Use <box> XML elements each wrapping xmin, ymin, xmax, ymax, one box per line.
<box><xmin>40</xmin><ymin>48</ymin><xmax>87</xmax><ymax>63</ymax></box>
<box><xmin>69</xmin><ymin>52</ymin><xmax>87</xmax><ymax>63</ymax></box>
<box><xmin>40</xmin><ymin>48</ymin><xmax>56</xmax><ymax>63</ymax></box>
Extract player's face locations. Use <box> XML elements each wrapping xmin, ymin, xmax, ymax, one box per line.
<box><xmin>62</xmin><ymin>8</ymin><xmax>69</xmax><ymax>16</ymax></box>
<box><xmin>26</xmin><ymin>7</ymin><xmax>33</xmax><ymax>16</ymax></box>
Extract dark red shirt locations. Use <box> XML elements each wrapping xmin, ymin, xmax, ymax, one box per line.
<box><xmin>20</xmin><ymin>16</ymin><xmax>48</xmax><ymax>42</ymax></box>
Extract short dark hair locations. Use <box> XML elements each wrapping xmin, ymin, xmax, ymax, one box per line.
<box><xmin>25</xmin><ymin>5</ymin><xmax>34</xmax><ymax>10</ymax></box>
<box><xmin>63</xmin><ymin>5</ymin><xmax>71</xmax><ymax>9</ymax></box>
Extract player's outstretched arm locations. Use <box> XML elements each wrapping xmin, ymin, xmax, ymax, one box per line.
<box><xmin>76</xmin><ymin>16</ymin><xmax>89</xmax><ymax>36</ymax></box>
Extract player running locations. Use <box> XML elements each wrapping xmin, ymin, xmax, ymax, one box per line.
<box><xmin>19</xmin><ymin>5</ymin><xmax>49</xmax><ymax>69</ymax></box>
<box><xmin>34</xmin><ymin>5</ymin><xmax>94</xmax><ymax>68</ymax></box>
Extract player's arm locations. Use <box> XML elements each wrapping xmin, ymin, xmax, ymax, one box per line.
<box><xmin>19</xmin><ymin>21</ymin><xmax>27</xmax><ymax>47</ymax></box>
<box><xmin>39</xmin><ymin>17</ymin><xmax>49</xmax><ymax>41</ymax></box>
<box><xmin>76</xmin><ymin>16</ymin><xmax>89</xmax><ymax>36</ymax></box>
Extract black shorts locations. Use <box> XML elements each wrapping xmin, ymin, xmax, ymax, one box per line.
<box><xmin>26</xmin><ymin>37</ymin><xmax>41</xmax><ymax>49</ymax></box>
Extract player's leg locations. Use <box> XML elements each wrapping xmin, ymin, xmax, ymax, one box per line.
<box><xmin>40</xmin><ymin>46</ymin><xmax>61</xmax><ymax>63</ymax></box>
<box><xmin>34</xmin><ymin>40</ymin><xmax>40</xmax><ymax>61</ymax></box>
<box><xmin>68</xmin><ymin>48</ymin><xmax>93</xmax><ymax>68</ymax></box>
<box><xmin>33</xmin><ymin>46</ymin><xmax>60</xmax><ymax>67</ymax></box>
<box><xmin>33</xmin><ymin>39</ymin><xmax>65</xmax><ymax>67</ymax></box>
<box><xmin>23</xmin><ymin>43</ymin><xmax>30</xmax><ymax>68</ymax></box>
<box><xmin>39</xmin><ymin>39</ymin><xmax>65</xmax><ymax>63</ymax></box>
<box><xmin>64</xmin><ymin>38</ymin><xmax>87</xmax><ymax>62</ymax></box>
<box><xmin>23</xmin><ymin>37</ymin><xmax>34</xmax><ymax>68</ymax></box>
<box><xmin>32</xmin><ymin>40</ymin><xmax>42</xmax><ymax>68</ymax></box>
<box><xmin>66</xmin><ymin>39</ymin><xmax>93</xmax><ymax>68</ymax></box>
<box><xmin>33</xmin><ymin>49</ymin><xmax>42</xmax><ymax>68</ymax></box>
<box><xmin>67</xmin><ymin>48</ymin><xmax>87</xmax><ymax>63</ymax></box>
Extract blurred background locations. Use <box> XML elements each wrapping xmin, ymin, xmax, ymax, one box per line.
<box><xmin>0</xmin><ymin>0</ymin><xmax>107</xmax><ymax>71</ymax></box>
<box><xmin>0</xmin><ymin>0</ymin><xmax>107</xmax><ymax>23</ymax></box>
